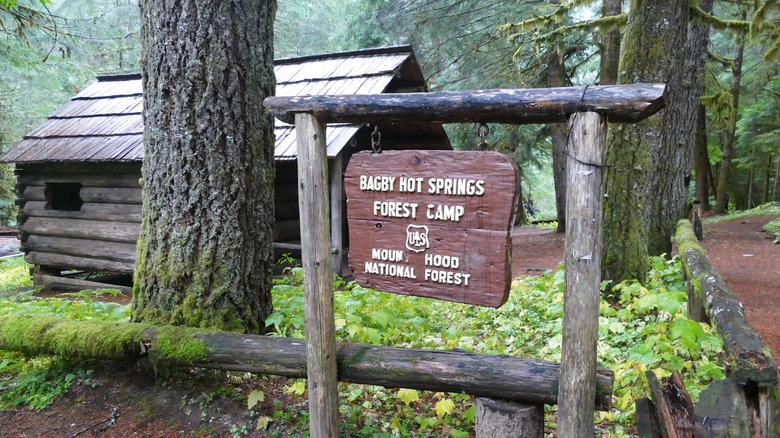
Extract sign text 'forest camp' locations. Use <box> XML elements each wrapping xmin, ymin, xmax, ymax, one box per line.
<box><xmin>344</xmin><ymin>150</ymin><xmax>519</xmax><ymax>307</ymax></box>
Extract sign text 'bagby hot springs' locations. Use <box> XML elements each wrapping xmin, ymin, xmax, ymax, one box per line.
<box><xmin>344</xmin><ymin>150</ymin><xmax>519</xmax><ymax>307</ymax></box>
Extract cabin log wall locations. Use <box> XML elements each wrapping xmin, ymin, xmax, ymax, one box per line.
<box><xmin>15</xmin><ymin>163</ymin><xmax>142</xmax><ymax>276</ymax></box>
<box><xmin>14</xmin><ymin>161</ymin><xmax>341</xmax><ymax>280</ymax></box>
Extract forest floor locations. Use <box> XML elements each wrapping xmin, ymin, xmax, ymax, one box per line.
<box><xmin>0</xmin><ymin>214</ymin><xmax>777</xmax><ymax>437</ymax></box>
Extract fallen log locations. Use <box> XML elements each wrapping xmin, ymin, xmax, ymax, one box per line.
<box><xmin>0</xmin><ymin>315</ymin><xmax>613</xmax><ymax>410</ymax></box>
<box><xmin>676</xmin><ymin>220</ymin><xmax>778</xmax><ymax>387</ymax></box>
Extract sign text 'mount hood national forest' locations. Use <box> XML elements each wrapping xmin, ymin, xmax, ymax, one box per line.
<box><xmin>344</xmin><ymin>150</ymin><xmax>519</xmax><ymax>307</ymax></box>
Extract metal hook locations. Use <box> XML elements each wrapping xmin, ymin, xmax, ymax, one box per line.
<box><xmin>370</xmin><ymin>125</ymin><xmax>382</xmax><ymax>154</ymax></box>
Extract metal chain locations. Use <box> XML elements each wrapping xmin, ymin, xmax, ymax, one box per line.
<box><xmin>476</xmin><ymin>123</ymin><xmax>489</xmax><ymax>151</ymax></box>
<box><xmin>370</xmin><ymin>125</ymin><xmax>382</xmax><ymax>154</ymax></box>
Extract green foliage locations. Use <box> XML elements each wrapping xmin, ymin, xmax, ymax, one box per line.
<box><xmin>0</xmin><ymin>353</ymin><xmax>92</xmax><ymax>410</ymax></box>
<box><xmin>702</xmin><ymin>203</ymin><xmax>780</xmax><ymax>224</ymax></box>
<box><xmin>0</xmin><ymin>255</ymin><xmax>32</xmax><ymax>290</ymax></box>
<box><xmin>0</xmin><ymin>252</ymin><xmax>727</xmax><ymax>436</ymax></box>
<box><xmin>275</xmin><ymin>0</ymin><xmax>360</xmax><ymax>58</ymax></box>
<box><xmin>763</xmin><ymin>215</ymin><xmax>780</xmax><ymax>241</ymax></box>
<box><xmin>265</xmin><ymin>255</ymin><xmax>725</xmax><ymax>435</ymax></box>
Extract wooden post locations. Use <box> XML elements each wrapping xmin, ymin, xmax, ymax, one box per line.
<box><xmin>557</xmin><ymin>112</ymin><xmax>607</xmax><ymax>436</ymax></box>
<box><xmin>295</xmin><ymin>113</ymin><xmax>339</xmax><ymax>437</ymax></box>
<box><xmin>475</xmin><ymin>398</ymin><xmax>543</xmax><ymax>438</ymax></box>
<box><xmin>329</xmin><ymin>155</ymin><xmax>344</xmax><ymax>276</ymax></box>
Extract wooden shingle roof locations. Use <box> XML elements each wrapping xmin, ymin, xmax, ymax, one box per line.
<box><xmin>2</xmin><ymin>45</ymin><xmax>447</xmax><ymax>164</ymax></box>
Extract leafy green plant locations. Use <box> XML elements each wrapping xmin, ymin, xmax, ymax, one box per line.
<box><xmin>702</xmin><ymin>202</ymin><xmax>780</xmax><ymax>224</ymax></box>
<box><xmin>263</xmin><ymin>254</ymin><xmax>725</xmax><ymax>436</ymax></box>
<box><xmin>764</xmin><ymin>215</ymin><xmax>780</xmax><ymax>241</ymax></box>
<box><xmin>0</xmin><ymin>256</ymin><xmax>33</xmax><ymax>291</ymax></box>
<box><xmin>0</xmin><ymin>353</ymin><xmax>93</xmax><ymax>410</ymax></box>
<box><xmin>0</xmin><ymin>251</ymin><xmax>727</xmax><ymax>436</ymax></box>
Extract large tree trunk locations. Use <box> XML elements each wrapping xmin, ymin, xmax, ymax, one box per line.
<box><xmin>547</xmin><ymin>48</ymin><xmax>568</xmax><ymax>233</ymax></box>
<box><xmin>747</xmin><ymin>167</ymin><xmax>754</xmax><ymax>209</ymax></box>
<box><xmin>602</xmin><ymin>0</ymin><xmax>690</xmax><ymax>284</ymax></box>
<box><xmin>599</xmin><ymin>0</ymin><xmax>621</xmax><ymax>86</ymax></box>
<box><xmin>714</xmin><ymin>13</ymin><xmax>746</xmax><ymax>214</ymax></box>
<box><xmin>775</xmin><ymin>151</ymin><xmax>780</xmax><ymax>202</ymax></box>
<box><xmin>645</xmin><ymin>0</ymin><xmax>712</xmax><ymax>256</ymax></box>
<box><xmin>761</xmin><ymin>158</ymin><xmax>771</xmax><ymax>205</ymax></box>
<box><xmin>509</xmin><ymin>128</ymin><xmax>528</xmax><ymax>226</ymax></box>
<box><xmin>694</xmin><ymin>103</ymin><xmax>711</xmax><ymax>210</ymax></box>
<box><xmin>132</xmin><ymin>0</ymin><xmax>277</xmax><ymax>333</ymax></box>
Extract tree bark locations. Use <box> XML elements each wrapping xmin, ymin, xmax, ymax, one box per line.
<box><xmin>646</xmin><ymin>0</ymin><xmax>711</xmax><ymax>256</ymax></box>
<box><xmin>747</xmin><ymin>166</ymin><xmax>754</xmax><ymax>209</ymax></box>
<box><xmin>547</xmin><ymin>48</ymin><xmax>568</xmax><ymax>233</ymax></box>
<box><xmin>509</xmin><ymin>128</ymin><xmax>528</xmax><ymax>226</ymax></box>
<box><xmin>694</xmin><ymin>103</ymin><xmax>711</xmax><ymax>210</ymax></box>
<box><xmin>715</xmin><ymin>12</ymin><xmax>746</xmax><ymax>214</ymax></box>
<box><xmin>132</xmin><ymin>0</ymin><xmax>277</xmax><ymax>333</ymax></box>
<box><xmin>599</xmin><ymin>0</ymin><xmax>621</xmax><ymax>86</ymax></box>
<box><xmin>761</xmin><ymin>158</ymin><xmax>770</xmax><ymax>205</ymax></box>
<box><xmin>775</xmin><ymin>151</ymin><xmax>780</xmax><ymax>202</ymax></box>
<box><xmin>602</xmin><ymin>0</ymin><xmax>691</xmax><ymax>283</ymax></box>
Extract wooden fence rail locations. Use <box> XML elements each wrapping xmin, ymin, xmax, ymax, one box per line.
<box><xmin>676</xmin><ymin>220</ymin><xmax>777</xmax><ymax>386</ymax></box>
<box><xmin>0</xmin><ymin>315</ymin><xmax>613</xmax><ymax>411</ymax></box>
<box><xmin>661</xmin><ymin>220</ymin><xmax>780</xmax><ymax>437</ymax></box>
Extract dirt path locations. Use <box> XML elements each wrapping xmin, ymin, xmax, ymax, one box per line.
<box><xmin>698</xmin><ymin>215</ymin><xmax>780</xmax><ymax>360</ymax></box>
<box><xmin>511</xmin><ymin>226</ymin><xmax>565</xmax><ymax>277</ymax></box>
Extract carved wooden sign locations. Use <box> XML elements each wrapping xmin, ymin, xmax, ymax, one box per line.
<box><xmin>344</xmin><ymin>150</ymin><xmax>519</xmax><ymax>307</ymax></box>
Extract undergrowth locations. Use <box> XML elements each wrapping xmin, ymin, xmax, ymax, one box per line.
<box><xmin>0</xmin><ymin>257</ymin><xmax>129</xmax><ymax>411</ymax></box>
<box><xmin>0</xmin><ymin>253</ymin><xmax>726</xmax><ymax>437</ymax></box>
<box><xmin>267</xmin><ymin>255</ymin><xmax>725</xmax><ymax>437</ymax></box>
<box><xmin>702</xmin><ymin>202</ymin><xmax>780</xmax><ymax>225</ymax></box>
<box><xmin>764</xmin><ymin>216</ymin><xmax>780</xmax><ymax>241</ymax></box>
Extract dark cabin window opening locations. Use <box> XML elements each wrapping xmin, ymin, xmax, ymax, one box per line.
<box><xmin>45</xmin><ymin>183</ymin><xmax>83</xmax><ymax>211</ymax></box>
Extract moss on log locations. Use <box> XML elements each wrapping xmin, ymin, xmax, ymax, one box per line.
<box><xmin>0</xmin><ymin>316</ymin><xmax>614</xmax><ymax>410</ymax></box>
<box><xmin>0</xmin><ymin>315</ymin><xmax>148</xmax><ymax>360</ymax></box>
<box><xmin>676</xmin><ymin>220</ymin><xmax>777</xmax><ymax>387</ymax></box>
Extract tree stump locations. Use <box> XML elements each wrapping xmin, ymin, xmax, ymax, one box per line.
<box><xmin>475</xmin><ymin>397</ymin><xmax>543</xmax><ymax>438</ymax></box>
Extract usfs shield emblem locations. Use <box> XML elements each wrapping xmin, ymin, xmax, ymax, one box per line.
<box><xmin>405</xmin><ymin>224</ymin><xmax>430</xmax><ymax>253</ymax></box>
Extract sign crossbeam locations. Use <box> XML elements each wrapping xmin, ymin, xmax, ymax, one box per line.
<box><xmin>264</xmin><ymin>84</ymin><xmax>665</xmax><ymax>125</ymax></box>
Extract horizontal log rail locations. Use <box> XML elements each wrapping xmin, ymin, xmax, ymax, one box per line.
<box><xmin>0</xmin><ymin>315</ymin><xmax>613</xmax><ymax>410</ymax></box>
<box><xmin>264</xmin><ymin>84</ymin><xmax>665</xmax><ymax>125</ymax></box>
<box><xmin>676</xmin><ymin>220</ymin><xmax>777</xmax><ymax>387</ymax></box>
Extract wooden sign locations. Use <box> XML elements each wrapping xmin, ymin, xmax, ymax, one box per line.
<box><xmin>344</xmin><ymin>150</ymin><xmax>519</xmax><ymax>307</ymax></box>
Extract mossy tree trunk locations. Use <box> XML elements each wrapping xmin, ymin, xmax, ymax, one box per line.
<box><xmin>714</xmin><ymin>12</ymin><xmax>746</xmax><ymax>214</ymax></box>
<box><xmin>599</xmin><ymin>0</ymin><xmax>621</xmax><ymax>86</ymax></box>
<box><xmin>645</xmin><ymin>0</ymin><xmax>713</xmax><ymax>256</ymax></box>
<box><xmin>508</xmin><ymin>127</ymin><xmax>528</xmax><ymax>226</ymax></box>
<box><xmin>547</xmin><ymin>47</ymin><xmax>568</xmax><ymax>233</ymax></box>
<box><xmin>602</xmin><ymin>0</ymin><xmax>689</xmax><ymax>284</ymax></box>
<box><xmin>132</xmin><ymin>0</ymin><xmax>277</xmax><ymax>333</ymax></box>
<box><xmin>694</xmin><ymin>103</ymin><xmax>711</xmax><ymax>210</ymax></box>
<box><xmin>774</xmin><ymin>151</ymin><xmax>780</xmax><ymax>202</ymax></box>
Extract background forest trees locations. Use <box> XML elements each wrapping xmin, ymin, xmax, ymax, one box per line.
<box><xmin>1</xmin><ymin>0</ymin><xmax>779</xmax><ymax>281</ymax></box>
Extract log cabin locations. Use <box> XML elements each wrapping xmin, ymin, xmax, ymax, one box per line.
<box><xmin>0</xmin><ymin>45</ymin><xmax>451</xmax><ymax>291</ymax></box>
